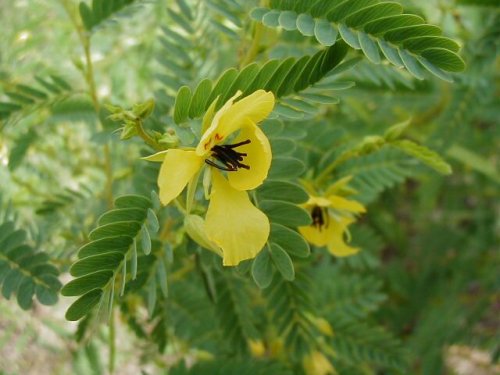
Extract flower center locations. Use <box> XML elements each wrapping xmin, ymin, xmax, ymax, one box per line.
<box><xmin>205</xmin><ymin>139</ymin><xmax>251</xmax><ymax>172</ymax></box>
<box><xmin>311</xmin><ymin>205</ymin><xmax>328</xmax><ymax>231</ymax></box>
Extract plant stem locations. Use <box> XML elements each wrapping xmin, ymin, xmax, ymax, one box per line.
<box><xmin>108</xmin><ymin>308</ymin><xmax>116</xmax><ymax>374</ymax></box>
<box><xmin>60</xmin><ymin>0</ymin><xmax>114</xmax><ymax>207</ymax></box>
<box><xmin>136</xmin><ymin>120</ymin><xmax>163</xmax><ymax>151</ymax></box>
<box><xmin>314</xmin><ymin>149</ymin><xmax>358</xmax><ymax>185</ymax></box>
<box><xmin>240</xmin><ymin>22</ymin><xmax>265</xmax><ymax>68</ymax></box>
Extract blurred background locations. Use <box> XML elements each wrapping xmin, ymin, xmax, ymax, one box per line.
<box><xmin>0</xmin><ymin>0</ymin><xmax>498</xmax><ymax>374</ymax></box>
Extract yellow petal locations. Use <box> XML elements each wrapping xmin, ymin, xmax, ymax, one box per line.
<box><xmin>303</xmin><ymin>351</ymin><xmax>335</xmax><ymax>375</ymax></box>
<box><xmin>157</xmin><ymin>149</ymin><xmax>203</xmax><ymax>205</ymax></box>
<box><xmin>306</xmin><ymin>195</ymin><xmax>332</xmax><ymax>208</ymax></box>
<box><xmin>299</xmin><ymin>223</ymin><xmax>329</xmax><ymax>247</ymax></box>
<box><xmin>196</xmin><ymin>91</ymin><xmax>242</xmax><ymax>155</ymax></box>
<box><xmin>219</xmin><ymin>90</ymin><xmax>275</xmax><ymax>135</ymax></box>
<box><xmin>196</xmin><ymin>90</ymin><xmax>274</xmax><ymax>155</ymax></box>
<box><xmin>205</xmin><ymin>171</ymin><xmax>270</xmax><ymax>266</ymax></box>
<box><xmin>200</xmin><ymin>95</ymin><xmax>220</xmax><ymax>136</ymax></box>
<box><xmin>324</xmin><ymin>175</ymin><xmax>354</xmax><ymax>195</ymax></box>
<box><xmin>248</xmin><ymin>339</ymin><xmax>266</xmax><ymax>357</ymax></box>
<box><xmin>227</xmin><ymin>121</ymin><xmax>272</xmax><ymax>191</ymax></box>
<box><xmin>326</xmin><ymin>217</ymin><xmax>360</xmax><ymax>257</ymax></box>
<box><xmin>142</xmin><ymin>150</ymin><xmax>169</xmax><ymax>162</ymax></box>
<box><xmin>328</xmin><ymin>195</ymin><xmax>366</xmax><ymax>214</ymax></box>
<box><xmin>184</xmin><ymin>215</ymin><xmax>223</xmax><ymax>257</ymax></box>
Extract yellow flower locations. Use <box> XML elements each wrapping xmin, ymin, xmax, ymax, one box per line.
<box><xmin>145</xmin><ymin>90</ymin><xmax>275</xmax><ymax>266</ymax></box>
<box><xmin>248</xmin><ymin>339</ymin><xmax>266</xmax><ymax>357</ymax></box>
<box><xmin>298</xmin><ymin>192</ymin><xmax>365</xmax><ymax>257</ymax></box>
<box><xmin>303</xmin><ymin>350</ymin><xmax>336</xmax><ymax>375</ymax></box>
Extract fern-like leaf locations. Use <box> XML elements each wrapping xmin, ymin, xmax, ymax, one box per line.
<box><xmin>251</xmin><ymin>0</ymin><xmax>465</xmax><ymax>81</ymax></box>
<box><xmin>0</xmin><ymin>75</ymin><xmax>72</xmax><ymax>128</ymax></box>
<box><xmin>0</xmin><ymin>219</ymin><xmax>61</xmax><ymax>310</ymax></box>
<box><xmin>213</xmin><ymin>271</ymin><xmax>259</xmax><ymax>354</ymax></box>
<box><xmin>264</xmin><ymin>272</ymin><xmax>319</xmax><ymax>357</ymax></box>
<box><xmin>62</xmin><ymin>194</ymin><xmax>159</xmax><ymax>321</ymax></box>
<box><xmin>172</xmin><ymin>43</ymin><xmax>349</xmax><ymax>124</ymax></box>
<box><xmin>169</xmin><ymin>358</ymin><xmax>293</xmax><ymax>375</ymax></box>
<box><xmin>336</xmin><ymin>148</ymin><xmax>416</xmax><ymax>203</ymax></box>
<box><xmin>330</xmin><ymin>314</ymin><xmax>408</xmax><ymax>372</ymax></box>
<box><xmin>79</xmin><ymin>0</ymin><xmax>151</xmax><ymax>32</ymax></box>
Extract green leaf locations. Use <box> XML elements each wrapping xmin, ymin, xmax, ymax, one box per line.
<box><xmin>260</xmin><ymin>200</ymin><xmax>312</xmax><ymax>227</ymax></box>
<box><xmin>250</xmin><ymin>7</ymin><xmax>268</xmax><ymax>21</ymax></box>
<box><xmin>269</xmin><ymin>157</ymin><xmax>306</xmax><ymax>179</ymax></box>
<box><xmin>206</xmin><ymin>68</ymin><xmax>239</xmax><ymax>108</ymax></box>
<box><xmin>420</xmin><ymin>48</ymin><xmax>465</xmax><ymax>72</ymax></box>
<box><xmin>338</xmin><ymin>23</ymin><xmax>360</xmax><ymax>49</ymax></box>
<box><xmin>256</xmin><ymin>3</ymin><xmax>463</xmax><ymax>81</ymax></box>
<box><xmin>65</xmin><ymin>289</ymin><xmax>103</xmax><ymax>321</ymax></box>
<box><xmin>141</xmin><ymin>225</ymin><xmax>151</xmax><ymax>255</ymax></box>
<box><xmin>172</xmin><ymin>44</ymin><xmax>349</xmax><ymax>122</ymax></box>
<box><xmin>314</xmin><ymin>19</ymin><xmax>338</xmax><ymax>45</ymax></box>
<box><xmin>147</xmin><ymin>208</ymin><xmax>160</xmax><ymax>233</ymax></box>
<box><xmin>173</xmin><ymin>85</ymin><xmax>192</xmax><ymax>124</ymax></box>
<box><xmin>35</xmin><ymin>282</ymin><xmax>59</xmax><ymax>305</ymax></box>
<box><xmin>156</xmin><ymin>259</ymin><xmax>168</xmax><ymax>298</ymax></box>
<box><xmin>269</xmin><ymin>244</ymin><xmax>295</xmax><ymax>281</ymax></box>
<box><xmin>131</xmin><ymin>238</ymin><xmax>138</xmax><ymax>279</ymax></box>
<box><xmin>147</xmin><ymin>277</ymin><xmax>157</xmax><ymax>316</ymax></box>
<box><xmin>262</xmin><ymin>10</ymin><xmax>281</xmax><ymax>27</ymax></box>
<box><xmin>70</xmin><ymin>252</ymin><xmax>124</xmax><ymax>277</ymax></box>
<box><xmin>89</xmin><ymin>221</ymin><xmax>142</xmax><ymax>240</ymax></box>
<box><xmin>358</xmin><ymin>33</ymin><xmax>380</xmax><ymax>63</ymax></box>
<box><xmin>78</xmin><ymin>236</ymin><xmax>133</xmax><ymax>258</ymax></box>
<box><xmin>17</xmin><ymin>278</ymin><xmax>35</xmax><ymax>310</ymax></box>
<box><xmin>391</xmin><ymin>140</ymin><xmax>452</xmax><ymax>175</ymax></box>
<box><xmin>114</xmin><ymin>195</ymin><xmax>151</xmax><ymax>209</ymax></box>
<box><xmin>296</xmin><ymin>13</ymin><xmax>315</xmax><ymax>36</ymax></box>
<box><xmin>257</xmin><ymin>180</ymin><xmax>309</xmax><ymax>203</ymax></box>
<box><xmin>97</xmin><ymin>208</ymin><xmax>147</xmax><ymax>225</ymax></box>
<box><xmin>79</xmin><ymin>2</ymin><xmax>94</xmax><ymax>30</ymax></box>
<box><xmin>61</xmin><ymin>270</ymin><xmax>113</xmax><ymax>296</ymax></box>
<box><xmin>270</xmin><ymin>223</ymin><xmax>310</xmax><ymax>258</ymax></box>
<box><xmin>252</xmin><ymin>248</ymin><xmax>274</xmax><ymax>289</ymax></box>
<box><xmin>189</xmin><ymin>79</ymin><xmax>213</xmax><ymax>118</ymax></box>
<box><xmin>278</xmin><ymin>10</ymin><xmax>298</xmax><ymax>31</ymax></box>
<box><xmin>398</xmin><ymin>49</ymin><xmax>425</xmax><ymax>80</ymax></box>
<box><xmin>2</xmin><ymin>269</ymin><xmax>22</xmax><ymax>298</ymax></box>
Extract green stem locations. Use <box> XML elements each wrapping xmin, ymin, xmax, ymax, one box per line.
<box><xmin>60</xmin><ymin>0</ymin><xmax>114</xmax><ymax>207</ymax></box>
<box><xmin>136</xmin><ymin>120</ymin><xmax>163</xmax><ymax>151</ymax></box>
<box><xmin>240</xmin><ymin>22</ymin><xmax>265</xmax><ymax>68</ymax></box>
<box><xmin>314</xmin><ymin>149</ymin><xmax>358</xmax><ymax>185</ymax></box>
<box><xmin>108</xmin><ymin>308</ymin><xmax>116</xmax><ymax>374</ymax></box>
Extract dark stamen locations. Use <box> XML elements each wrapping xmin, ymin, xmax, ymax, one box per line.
<box><xmin>205</xmin><ymin>139</ymin><xmax>251</xmax><ymax>172</ymax></box>
<box><xmin>311</xmin><ymin>205</ymin><xmax>328</xmax><ymax>231</ymax></box>
<box><xmin>225</xmin><ymin>139</ymin><xmax>251</xmax><ymax>149</ymax></box>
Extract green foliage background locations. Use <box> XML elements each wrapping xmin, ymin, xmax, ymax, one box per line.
<box><xmin>0</xmin><ymin>0</ymin><xmax>498</xmax><ymax>374</ymax></box>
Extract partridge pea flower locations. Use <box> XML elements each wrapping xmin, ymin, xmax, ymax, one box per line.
<box><xmin>299</xmin><ymin>187</ymin><xmax>366</xmax><ymax>257</ymax></box>
<box><xmin>145</xmin><ymin>90</ymin><xmax>275</xmax><ymax>266</ymax></box>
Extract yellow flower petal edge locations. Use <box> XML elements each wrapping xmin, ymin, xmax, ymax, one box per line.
<box><xmin>328</xmin><ymin>195</ymin><xmax>366</xmax><ymax>214</ymax></box>
<box><xmin>218</xmin><ymin>90</ymin><xmax>275</xmax><ymax>137</ymax></box>
<box><xmin>306</xmin><ymin>196</ymin><xmax>332</xmax><ymax>208</ymax></box>
<box><xmin>303</xmin><ymin>351</ymin><xmax>335</xmax><ymax>375</ymax></box>
<box><xmin>298</xmin><ymin>224</ymin><xmax>330</xmax><ymax>247</ymax></box>
<box><xmin>157</xmin><ymin>149</ymin><xmax>204</xmax><ymax>205</ymax></box>
<box><xmin>184</xmin><ymin>215</ymin><xmax>223</xmax><ymax>257</ymax></box>
<box><xmin>326</xmin><ymin>217</ymin><xmax>360</xmax><ymax>257</ymax></box>
<box><xmin>205</xmin><ymin>170</ymin><xmax>270</xmax><ymax>266</ymax></box>
<box><xmin>196</xmin><ymin>91</ymin><xmax>242</xmax><ymax>156</ymax></box>
<box><xmin>227</xmin><ymin>120</ymin><xmax>272</xmax><ymax>191</ymax></box>
<box><xmin>142</xmin><ymin>150</ymin><xmax>169</xmax><ymax>162</ymax></box>
<box><xmin>196</xmin><ymin>90</ymin><xmax>275</xmax><ymax>156</ymax></box>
